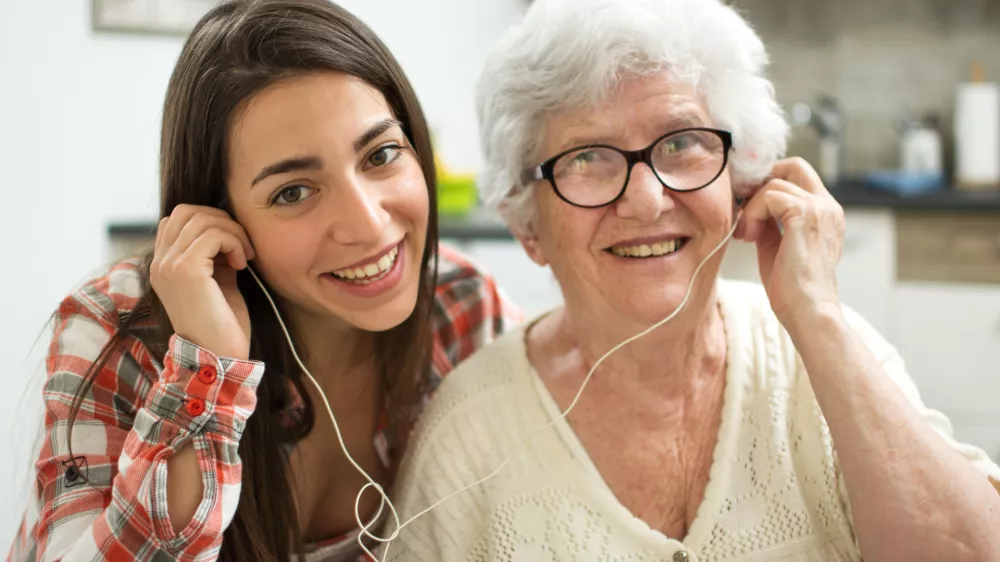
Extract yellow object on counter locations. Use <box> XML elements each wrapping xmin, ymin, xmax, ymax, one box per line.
<box><xmin>434</xmin><ymin>151</ymin><xmax>478</xmax><ymax>216</ymax></box>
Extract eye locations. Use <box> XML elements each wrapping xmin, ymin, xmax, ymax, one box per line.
<box><xmin>270</xmin><ymin>185</ymin><xmax>315</xmax><ymax>206</ymax></box>
<box><xmin>661</xmin><ymin>134</ymin><xmax>695</xmax><ymax>154</ymax></box>
<box><xmin>570</xmin><ymin>150</ymin><xmax>598</xmax><ymax>169</ymax></box>
<box><xmin>364</xmin><ymin>144</ymin><xmax>404</xmax><ymax>170</ymax></box>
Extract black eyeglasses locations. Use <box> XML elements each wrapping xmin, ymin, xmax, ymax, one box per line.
<box><xmin>520</xmin><ymin>127</ymin><xmax>733</xmax><ymax>208</ymax></box>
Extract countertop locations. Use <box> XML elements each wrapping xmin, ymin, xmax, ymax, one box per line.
<box><xmin>108</xmin><ymin>180</ymin><xmax>1000</xmax><ymax>242</ymax></box>
<box><xmin>830</xmin><ymin>179</ymin><xmax>1000</xmax><ymax>212</ymax></box>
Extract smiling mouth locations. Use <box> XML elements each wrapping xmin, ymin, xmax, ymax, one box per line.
<box><xmin>605</xmin><ymin>237</ymin><xmax>689</xmax><ymax>258</ymax></box>
<box><xmin>329</xmin><ymin>244</ymin><xmax>400</xmax><ymax>284</ymax></box>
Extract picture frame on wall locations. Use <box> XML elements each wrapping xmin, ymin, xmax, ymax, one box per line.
<box><xmin>92</xmin><ymin>0</ymin><xmax>221</xmax><ymax>35</ymax></box>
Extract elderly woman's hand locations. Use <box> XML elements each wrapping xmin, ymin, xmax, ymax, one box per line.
<box><xmin>735</xmin><ymin>157</ymin><xmax>846</xmax><ymax>330</ymax></box>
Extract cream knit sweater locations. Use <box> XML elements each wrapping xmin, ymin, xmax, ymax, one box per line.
<box><xmin>388</xmin><ymin>280</ymin><xmax>1000</xmax><ymax>562</ymax></box>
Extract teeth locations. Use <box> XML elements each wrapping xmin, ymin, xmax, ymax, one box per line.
<box><xmin>610</xmin><ymin>240</ymin><xmax>681</xmax><ymax>258</ymax></box>
<box><xmin>332</xmin><ymin>246</ymin><xmax>399</xmax><ymax>281</ymax></box>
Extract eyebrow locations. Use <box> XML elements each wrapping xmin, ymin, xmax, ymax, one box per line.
<box><xmin>249</xmin><ymin>118</ymin><xmax>403</xmax><ymax>188</ymax></box>
<box><xmin>250</xmin><ymin>156</ymin><xmax>323</xmax><ymax>188</ymax></box>
<box><xmin>660</xmin><ymin>112</ymin><xmax>709</xmax><ymax>131</ymax></box>
<box><xmin>559</xmin><ymin>113</ymin><xmax>709</xmax><ymax>151</ymax></box>
<box><xmin>354</xmin><ymin>118</ymin><xmax>403</xmax><ymax>153</ymax></box>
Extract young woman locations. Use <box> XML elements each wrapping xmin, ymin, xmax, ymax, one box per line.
<box><xmin>7</xmin><ymin>1</ymin><xmax>519</xmax><ymax>561</ymax></box>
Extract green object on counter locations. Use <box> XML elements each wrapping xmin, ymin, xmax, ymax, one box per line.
<box><xmin>437</xmin><ymin>174</ymin><xmax>478</xmax><ymax>216</ymax></box>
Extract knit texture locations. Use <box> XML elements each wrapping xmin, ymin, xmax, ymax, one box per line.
<box><xmin>388</xmin><ymin>280</ymin><xmax>1000</xmax><ymax>562</ymax></box>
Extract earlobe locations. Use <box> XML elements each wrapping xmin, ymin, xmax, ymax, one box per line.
<box><xmin>516</xmin><ymin>233</ymin><xmax>548</xmax><ymax>267</ymax></box>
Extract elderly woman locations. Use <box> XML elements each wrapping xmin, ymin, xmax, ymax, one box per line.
<box><xmin>385</xmin><ymin>0</ymin><xmax>1000</xmax><ymax>560</ymax></box>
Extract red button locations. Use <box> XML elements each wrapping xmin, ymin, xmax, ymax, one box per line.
<box><xmin>185</xmin><ymin>398</ymin><xmax>205</xmax><ymax>417</ymax></box>
<box><xmin>197</xmin><ymin>366</ymin><xmax>217</xmax><ymax>384</ymax></box>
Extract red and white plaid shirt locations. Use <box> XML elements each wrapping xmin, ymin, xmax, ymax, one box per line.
<box><xmin>8</xmin><ymin>245</ymin><xmax>521</xmax><ymax>562</ymax></box>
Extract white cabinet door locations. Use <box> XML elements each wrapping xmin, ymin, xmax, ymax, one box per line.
<box><xmin>720</xmin><ymin>209</ymin><xmax>896</xmax><ymax>339</ymax></box>
<box><xmin>837</xmin><ymin>210</ymin><xmax>897</xmax><ymax>339</ymax></box>
<box><xmin>894</xmin><ymin>282</ymin><xmax>1000</xmax><ymax>460</ymax></box>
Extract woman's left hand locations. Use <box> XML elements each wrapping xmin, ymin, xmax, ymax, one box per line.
<box><xmin>734</xmin><ymin>157</ymin><xmax>846</xmax><ymax>329</ymax></box>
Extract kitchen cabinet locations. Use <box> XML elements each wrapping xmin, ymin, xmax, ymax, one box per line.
<box><xmin>894</xmin><ymin>282</ymin><xmax>1000</xmax><ymax>460</ymax></box>
<box><xmin>720</xmin><ymin>209</ymin><xmax>896</xmax><ymax>339</ymax></box>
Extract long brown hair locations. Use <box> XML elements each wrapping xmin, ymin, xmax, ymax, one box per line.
<box><xmin>63</xmin><ymin>1</ymin><xmax>439</xmax><ymax>559</ymax></box>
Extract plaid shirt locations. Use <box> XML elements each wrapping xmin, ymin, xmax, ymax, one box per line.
<box><xmin>8</xmin><ymin>245</ymin><xmax>521</xmax><ymax>562</ymax></box>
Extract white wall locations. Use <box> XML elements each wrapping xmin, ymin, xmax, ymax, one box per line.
<box><xmin>0</xmin><ymin>0</ymin><xmax>526</xmax><ymax>551</ymax></box>
<box><xmin>0</xmin><ymin>1</ymin><xmax>183</xmax><ymax>552</ymax></box>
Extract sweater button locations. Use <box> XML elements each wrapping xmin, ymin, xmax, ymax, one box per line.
<box><xmin>673</xmin><ymin>551</ymin><xmax>690</xmax><ymax>562</ymax></box>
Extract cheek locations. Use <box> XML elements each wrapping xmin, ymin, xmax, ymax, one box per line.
<box><xmin>247</xmin><ymin>219</ymin><xmax>320</xmax><ymax>286</ymax></box>
<box><xmin>689</xmin><ymin>177</ymin><xmax>735</xmax><ymax>229</ymax></box>
<box><xmin>394</xmin><ymin>163</ymin><xmax>430</xmax><ymax>229</ymax></box>
<box><xmin>536</xmin><ymin>194</ymin><xmax>597</xmax><ymax>268</ymax></box>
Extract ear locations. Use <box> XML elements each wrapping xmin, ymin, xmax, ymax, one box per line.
<box><xmin>513</xmin><ymin>227</ymin><xmax>548</xmax><ymax>267</ymax></box>
<box><xmin>732</xmin><ymin>180</ymin><xmax>762</xmax><ymax>203</ymax></box>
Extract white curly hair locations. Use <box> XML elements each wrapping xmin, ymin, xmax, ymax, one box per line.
<box><xmin>475</xmin><ymin>0</ymin><xmax>789</xmax><ymax>234</ymax></box>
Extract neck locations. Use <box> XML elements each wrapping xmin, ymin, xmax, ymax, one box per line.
<box><xmin>557</xmin><ymin>285</ymin><xmax>727</xmax><ymax>391</ymax></box>
<box><xmin>282</xmin><ymin>304</ymin><xmax>375</xmax><ymax>387</ymax></box>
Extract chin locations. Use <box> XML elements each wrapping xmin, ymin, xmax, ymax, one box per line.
<box><xmin>343</xmin><ymin>295</ymin><xmax>419</xmax><ymax>332</ymax></box>
<box><xmin>616</xmin><ymin>283</ymin><xmax>692</xmax><ymax>324</ymax></box>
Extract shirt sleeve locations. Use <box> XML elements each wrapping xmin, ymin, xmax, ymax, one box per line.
<box><xmin>23</xmin><ymin>287</ymin><xmax>264</xmax><ymax>562</ymax></box>
<box><xmin>428</xmin><ymin>244</ymin><xmax>524</xmax><ymax>385</ymax></box>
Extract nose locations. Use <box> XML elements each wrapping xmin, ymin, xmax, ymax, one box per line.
<box><xmin>327</xmin><ymin>176</ymin><xmax>390</xmax><ymax>245</ymax></box>
<box><xmin>614</xmin><ymin>163</ymin><xmax>674</xmax><ymax>223</ymax></box>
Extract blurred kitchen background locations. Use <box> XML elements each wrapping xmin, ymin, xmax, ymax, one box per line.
<box><xmin>1</xmin><ymin>0</ymin><xmax>998</xmax><ymax>550</ymax></box>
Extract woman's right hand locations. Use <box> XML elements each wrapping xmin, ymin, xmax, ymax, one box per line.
<box><xmin>150</xmin><ymin>204</ymin><xmax>256</xmax><ymax>360</ymax></box>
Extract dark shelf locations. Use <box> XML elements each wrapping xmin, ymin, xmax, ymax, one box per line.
<box><xmin>108</xmin><ymin>213</ymin><xmax>515</xmax><ymax>241</ymax></box>
<box><xmin>831</xmin><ymin>180</ymin><xmax>1000</xmax><ymax>212</ymax></box>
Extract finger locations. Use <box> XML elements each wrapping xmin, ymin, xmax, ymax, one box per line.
<box><xmin>217</xmin><ymin>220</ymin><xmax>254</xmax><ymax>261</ymax></box>
<box><xmin>762</xmin><ymin>177</ymin><xmax>812</xmax><ymax>199</ymax></box>
<box><xmin>162</xmin><ymin>205</ymin><xmax>231</xmax><ymax>247</ymax></box>
<box><xmin>154</xmin><ymin>217</ymin><xmax>169</xmax><ymax>255</ymax></box>
<box><xmin>161</xmin><ymin>205</ymin><xmax>199</xmax><ymax>248</ymax></box>
<box><xmin>737</xmin><ymin>179</ymin><xmax>807</xmax><ymax>242</ymax></box>
<box><xmin>755</xmin><ymin>217</ymin><xmax>782</xmax><ymax>283</ymax></box>
<box><xmin>166</xmin><ymin>212</ymin><xmax>255</xmax><ymax>262</ymax></box>
<box><xmin>174</xmin><ymin>203</ymin><xmax>231</xmax><ymax>219</ymax></box>
<box><xmin>170</xmin><ymin>214</ymin><xmax>220</xmax><ymax>256</ymax></box>
<box><xmin>761</xmin><ymin>189</ymin><xmax>807</xmax><ymax>227</ymax></box>
<box><xmin>199</xmin><ymin>216</ymin><xmax>254</xmax><ymax>262</ymax></box>
<box><xmin>182</xmin><ymin>228</ymin><xmax>249</xmax><ymax>271</ymax></box>
<box><xmin>771</xmin><ymin>157</ymin><xmax>830</xmax><ymax>198</ymax></box>
<box><xmin>176</xmin><ymin>221</ymin><xmax>251</xmax><ymax>270</ymax></box>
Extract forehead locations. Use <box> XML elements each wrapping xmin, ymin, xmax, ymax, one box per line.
<box><xmin>228</xmin><ymin>72</ymin><xmax>394</xmax><ymax>166</ymax></box>
<box><xmin>543</xmin><ymin>75</ymin><xmax>709</xmax><ymax>151</ymax></box>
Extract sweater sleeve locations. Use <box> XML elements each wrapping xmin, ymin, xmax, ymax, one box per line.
<box><xmin>16</xmin><ymin>286</ymin><xmax>263</xmax><ymax>562</ymax></box>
